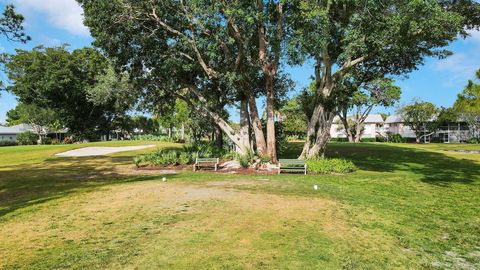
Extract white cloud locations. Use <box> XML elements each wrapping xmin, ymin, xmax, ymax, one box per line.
<box><xmin>432</xmin><ymin>52</ymin><xmax>480</xmax><ymax>87</ymax></box>
<box><xmin>12</xmin><ymin>0</ymin><xmax>90</xmax><ymax>36</ymax></box>
<box><xmin>467</xmin><ymin>29</ymin><xmax>480</xmax><ymax>43</ymax></box>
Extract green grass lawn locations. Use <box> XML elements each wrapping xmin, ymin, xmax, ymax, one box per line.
<box><xmin>0</xmin><ymin>141</ymin><xmax>479</xmax><ymax>269</ymax></box>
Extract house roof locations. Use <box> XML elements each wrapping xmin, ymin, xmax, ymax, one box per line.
<box><xmin>364</xmin><ymin>114</ymin><xmax>384</xmax><ymax>123</ymax></box>
<box><xmin>385</xmin><ymin>114</ymin><xmax>403</xmax><ymax>124</ymax></box>
<box><xmin>0</xmin><ymin>123</ymin><xmax>34</xmax><ymax>134</ymax></box>
<box><xmin>333</xmin><ymin>114</ymin><xmax>384</xmax><ymax>124</ymax></box>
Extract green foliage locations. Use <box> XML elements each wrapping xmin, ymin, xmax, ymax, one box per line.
<box><xmin>4</xmin><ymin>46</ymin><xmax>129</xmax><ymax>139</ymax></box>
<box><xmin>279</xmin><ymin>98</ymin><xmax>307</xmax><ymax>137</ymax></box>
<box><xmin>400</xmin><ymin>101</ymin><xmax>439</xmax><ymax>141</ymax></box>
<box><xmin>306</xmin><ymin>158</ymin><xmax>357</xmax><ymax>174</ymax></box>
<box><xmin>6</xmin><ymin>103</ymin><xmax>57</xmax><ymax>141</ymax></box>
<box><xmin>17</xmin><ymin>131</ymin><xmax>37</xmax><ymax>145</ymax></box>
<box><xmin>134</xmin><ymin>141</ymin><xmax>227</xmax><ymax>167</ymax></box>
<box><xmin>388</xmin><ymin>133</ymin><xmax>406</xmax><ymax>143</ymax></box>
<box><xmin>453</xmin><ymin>69</ymin><xmax>480</xmax><ymax>138</ymax></box>
<box><xmin>0</xmin><ymin>5</ymin><xmax>30</xmax><ymax>43</ymax></box>
<box><xmin>259</xmin><ymin>154</ymin><xmax>271</xmax><ymax>164</ymax></box>
<box><xmin>132</xmin><ymin>134</ymin><xmax>174</xmax><ymax>142</ymax></box>
<box><xmin>467</xmin><ymin>138</ymin><xmax>480</xmax><ymax>144</ymax></box>
<box><xmin>330</xmin><ymin>138</ymin><xmax>349</xmax><ymax>142</ymax></box>
<box><xmin>360</xmin><ymin>138</ymin><xmax>377</xmax><ymax>143</ymax></box>
<box><xmin>178</xmin><ymin>152</ymin><xmax>191</xmax><ymax>165</ymax></box>
<box><xmin>182</xmin><ymin>141</ymin><xmax>226</xmax><ymax>159</ymax></box>
<box><xmin>237</xmin><ymin>154</ymin><xmax>250</xmax><ymax>168</ymax></box>
<box><xmin>0</xmin><ymin>141</ymin><xmax>17</xmax><ymax>147</ymax></box>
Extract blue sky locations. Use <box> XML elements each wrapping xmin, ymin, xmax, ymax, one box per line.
<box><xmin>0</xmin><ymin>0</ymin><xmax>479</xmax><ymax>123</ymax></box>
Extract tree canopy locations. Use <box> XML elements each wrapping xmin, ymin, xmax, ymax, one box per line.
<box><xmin>77</xmin><ymin>0</ymin><xmax>480</xmax><ymax>158</ymax></box>
<box><xmin>400</xmin><ymin>100</ymin><xmax>438</xmax><ymax>143</ymax></box>
<box><xmin>5</xmin><ymin>46</ymin><xmax>133</xmax><ymax>139</ymax></box>
<box><xmin>453</xmin><ymin>69</ymin><xmax>480</xmax><ymax>138</ymax></box>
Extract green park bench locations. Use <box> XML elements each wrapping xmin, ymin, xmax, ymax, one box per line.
<box><xmin>278</xmin><ymin>159</ymin><xmax>307</xmax><ymax>175</ymax></box>
<box><xmin>193</xmin><ymin>158</ymin><xmax>219</xmax><ymax>172</ymax></box>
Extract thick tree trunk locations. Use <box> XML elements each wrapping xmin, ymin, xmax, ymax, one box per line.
<box><xmin>215</xmin><ymin>125</ymin><xmax>223</xmax><ymax>148</ymax></box>
<box><xmin>301</xmin><ymin>104</ymin><xmax>335</xmax><ymax>159</ymax></box>
<box><xmin>339</xmin><ymin>113</ymin><xmax>355</xmax><ymax>143</ymax></box>
<box><xmin>354</xmin><ymin>124</ymin><xmax>362</xmax><ymax>143</ymax></box>
<box><xmin>248</xmin><ymin>94</ymin><xmax>267</xmax><ymax>155</ymax></box>
<box><xmin>238</xmin><ymin>99</ymin><xmax>251</xmax><ymax>154</ymax></box>
<box><xmin>265</xmin><ymin>75</ymin><xmax>277</xmax><ymax>162</ymax></box>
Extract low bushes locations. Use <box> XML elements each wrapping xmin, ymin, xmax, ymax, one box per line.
<box><xmin>134</xmin><ymin>141</ymin><xmax>226</xmax><ymax>167</ymax></box>
<box><xmin>306</xmin><ymin>158</ymin><xmax>357</xmax><ymax>174</ymax></box>
<box><xmin>467</xmin><ymin>138</ymin><xmax>480</xmax><ymax>144</ymax></box>
<box><xmin>0</xmin><ymin>141</ymin><xmax>17</xmax><ymax>147</ymax></box>
<box><xmin>17</xmin><ymin>132</ymin><xmax>38</xmax><ymax>145</ymax></box>
<box><xmin>132</xmin><ymin>134</ymin><xmax>175</xmax><ymax>142</ymax></box>
<box><xmin>388</xmin><ymin>133</ymin><xmax>406</xmax><ymax>143</ymax></box>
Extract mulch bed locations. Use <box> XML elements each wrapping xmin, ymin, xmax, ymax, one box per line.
<box><xmin>135</xmin><ymin>165</ymin><xmax>279</xmax><ymax>175</ymax></box>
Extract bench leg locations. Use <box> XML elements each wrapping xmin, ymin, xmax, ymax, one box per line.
<box><xmin>193</xmin><ymin>164</ymin><xmax>196</xmax><ymax>172</ymax></box>
<box><xmin>215</xmin><ymin>164</ymin><xmax>218</xmax><ymax>172</ymax></box>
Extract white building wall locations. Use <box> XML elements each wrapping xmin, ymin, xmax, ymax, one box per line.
<box><xmin>0</xmin><ymin>134</ymin><xmax>17</xmax><ymax>142</ymax></box>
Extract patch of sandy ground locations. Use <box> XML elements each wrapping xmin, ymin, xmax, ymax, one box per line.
<box><xmin>55</xmin><ymin>145</ymin><xmax>156</xmax><ymax>157</ymax></box>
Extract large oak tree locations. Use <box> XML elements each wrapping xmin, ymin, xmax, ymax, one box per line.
<box><xmin>289</xmin><ymin>0</ymin><xmax>479</xmax><ymax>158</ymax></box>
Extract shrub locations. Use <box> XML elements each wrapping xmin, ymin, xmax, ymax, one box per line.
<box><xmin>306</xmin><ymin>158</ymin><xmax>357</xmax><ymax>174</ymax></box>
<box><xmin>17</xmin><ymin>131</ymin><xmax>38</xmax><ymax>145</ymax></box>
<box><xmin>134</xmin><ymin>142</ymin><xmax>228</xmax><ymax>167</ymax></box>
<box><xmin>63</xmin><ymin>137</ymin><xmax>74</xmax><ymax>144</ymax></box>
<box><xmin>178</xmin><ymin>152</ymin><xmax>191</xmax><ymax>165</ymax></box>
<box><xmin>375</xmin><ymin>136</ymin><xmax>386</xmax><ymax>143</ymax></box>
<box><xmin>259</xmin><ymin>154</ymin><xmax>271</xmax><ymax>164</ymax></box>
<box><xmin>238</xmin><ymin>154</ymin><xmax>250</xmax><ymax>168</ymax></box>
<box><xmin>361</xmin><ymin>138</ymin><xmax>376</xmax><ymax>142</ymax></box>
<box><xmin>388</xmin><ymin>133</ymin><xmax>405</xmax><ymax>143</ymax></box>
<box><xmin>182</xmin><ymin>141</ymin><xmax>226</xmax><ymax>158</ymax></box>
<box><xmin>133</xmin><ymin>134</ymin><xmax>175</xmax><ymax>142</ymax></box>
<box><xmin>161</xmin><ymin>151</ymin><xmax>179</xmax><ymax>165</ymax></box>
<box><xmin>133</xmin><ymin>156</ymin><xmax>144</xmax><ymax>167</ymax></box>
<box><xmin>222</xmin><ymin>151</ymin><xmax>237</xmax><ymax>161</ymax></box>
<box><xmin>235</xmin><ymin>149</ymin><xmax>255</xmax><ymax>168</ymax></box>
<box><xmin>42</xmin><ymin>137</ymin><xmax>53</xmax><ymax>145</ymax></box>
<box><xmin>467</xmin><ymin>138</ymin><xmax>480</xmax><ymax>144</ymax></box>
<box><xmin>330</xmin><ymin>138</ymin><xmax>349</xmax><ymax>142</ymax></box>
<box><xmin>0</xmin><ymin>141</ymin><xmax>17</xmax><ymax>147</ymax></box>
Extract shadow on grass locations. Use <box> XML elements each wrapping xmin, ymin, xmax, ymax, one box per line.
<box><xmin>281</xmin><ymin>142</ymin><xmax>480</xmax><ymax>185</ymax></box>
<box><xmin>0</xmin><ymin>154</ymin><xmax>178</xmax><ymax>218</ymax></box>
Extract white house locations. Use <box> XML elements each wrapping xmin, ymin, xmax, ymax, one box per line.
<box><xmin>384</xmin><ymin>114</ymin><xmax>473</xmax><ymax>143</ymax></box>
<box><xmin>384</xmin><ymin>115</ymin><xmax>416</xmax><ymax>138</ymax></box>
<box><xmin>330</xmin><ymin>114</ymin><xmax>385</xmax><ymax>139</ymax></box>
<box><xmin>0</xmin><ymin>123</ymin><xmax>66</xmax><ymax>142</ymax></box>
<box><xmin>0</xmin><ymin>124</ymin><xmax>35</xmax><ymax>142</ymax></box>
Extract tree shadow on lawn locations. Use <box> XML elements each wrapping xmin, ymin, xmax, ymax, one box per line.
<box><xmin>0</xmin><ymin>155</ymin><xmax>178</xmax><ymax>218</ymax></box>
<box><xmin>282</xmin><ymin>142</ymin><xmax>480</xmax><ymax>185</ymax></box>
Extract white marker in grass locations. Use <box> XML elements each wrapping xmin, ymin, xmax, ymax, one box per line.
<box><xmin>314</xmin><ymin>185</ymin><xmax>318</xmax><ymax>190</ymax></box>
<box><xmin>162</xmin><ymin>177</ymin><xmax>167</xmax><ymax>182</ymax></box>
